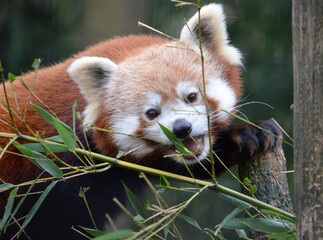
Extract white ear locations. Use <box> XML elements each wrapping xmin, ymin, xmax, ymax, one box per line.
<box><xmin>180</xmin><ymin>4</ymin><xmax>242</xmax><ymax>66</ymax></box>
<box><xmin>67</xmin><ymin>56</ymin><xmax>117</xmax><ymax>126</ymax></box>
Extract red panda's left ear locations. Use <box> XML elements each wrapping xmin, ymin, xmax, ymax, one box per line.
<box><xmin>67</xmin><ymin>56</ymin><xmax>117</xmax><ymax>126</ymax></box>
<box><xmin>180</xmin><ymin>3</ymin><xmax>243</xmax><ymax>66</ymax></box>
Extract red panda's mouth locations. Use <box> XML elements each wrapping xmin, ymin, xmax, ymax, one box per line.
<box><xmin>180</xmin><ymin>134</ymin><xmax>206</xmax><ymax>160</ymax></box>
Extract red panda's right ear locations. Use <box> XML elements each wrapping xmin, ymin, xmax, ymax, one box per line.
<box><xmin>67</xmin><ymin>56</ymin><xmax>117</xmax><ymax>126</ymax></box>
<box><xmin>180</xmin><ymin>3</ymin><xmax>242</xmax><ymax>66</ymax></box>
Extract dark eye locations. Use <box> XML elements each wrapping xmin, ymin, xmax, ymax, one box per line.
<box><xmin>145</xmin><ymin>109</ymin><xmax>159</xmax><ymax>120</ymax></box>
<box><xmin>186</xmin><ymin>92</ymin><xmax>198</xmax><ymax>103</ymax></box>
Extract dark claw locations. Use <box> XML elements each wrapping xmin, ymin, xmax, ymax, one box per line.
<box><xmin>213</xmin><ymin>119</ymin><xmax>283</xmax><ymax>166</ymax></box>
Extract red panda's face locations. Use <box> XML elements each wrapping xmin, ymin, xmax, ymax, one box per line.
<box><xmin>68</xmin><ymin>3</ymin><xmax>242</xmax><ymax>165</ymax></box>
<box><xmin>102</xmin><ymin>44</ymin><xmax>237</xmax><ymax>164</ymax></box>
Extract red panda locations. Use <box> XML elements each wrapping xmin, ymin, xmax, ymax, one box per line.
<box><xmin>0</xmin><ymin>4</ymin><xmax>281</xmax><ymax>240</ymax></box>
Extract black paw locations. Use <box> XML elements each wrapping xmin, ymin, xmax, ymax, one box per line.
<box><xmin>214</xmin><ymin>119</ymin><xmax>283</xmax><ymax>161</ymax></box>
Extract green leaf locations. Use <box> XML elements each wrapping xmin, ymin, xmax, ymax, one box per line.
<box><xmin>31</xmin><ymin>58</ymin><xmax>41</xmax><ymax>69</ymax></box>
<box><xmin>267</xmin><ymin>233</ymin><xmax>296</xmax><ymax>239</ymax></box>
<box><xmin>221</xmin><ymin>219</ymin><xmax>251</xmax><ymax>231</ymax></box>
<box><xmin>223</xmin><ymin>218</ymin><xmax>293</xmax><ymax>233</ymax></box>
<box><xmin>7</xmin><ymin>173</ymin><xmax>44</xmax><ymax>231</ymax></box>
<box><xmin>17</xmin><ymin>181</ymin><xmax>57</xmax><ymax>237</ymax></box>
<box><xmin>158</xmin><ymin>123</ymin><xmax>192</xmax><ymax>155</ymax></box>
<box><xmin>158</xmin><ymin>175</ymin><xmax>170</xmax><ymax>187</ymax></box>
<box><xmin>234</xmin><ymin>229</ymin><xmax>250</xmax><ymax>239</ymax></box>
<box><xmin>46</xmin><ymin>135</ymin><xmax>64</xmax><ymax>143</ymax></box>
<box><xmin>217</xmin><ymin>193</ymin><xmax>251</xmax><ymax>208</ymax></box>
<box><xmin>123</xmin><ymin>183</ymin><xmax>146</xmax><ymax>219</ymax></box>
<box><xmin>133</xmin><ymin>214</ymin><xmax>145</xmax><ymax>223</ymax></box>
<box><xmin>0</xmin><ymin>183</ymin><xmax>14</xmax><ymax>192</ymax></box>
<box><xmin>22</xmin><ymin>142</ymin><xmax>68</xmax><ymax>153</ymax></box>
<box><xmin>8</xmin><ymin>73</ymin><xmax>16</xmax><ymax>83</ymax></box>
<box><xmin>116</xmin><ymin>150</ymin><xmax>125</xmax><ymax>159</ymax></box>
<box><xmin>14</xmin><ymin>142</ymin><xmax>62</xmax><ymax>178</ymax></box>
<box><xmin>53</xmin><ymin>118</ymin><xmax>76</xmax><ymax>151</ymax></box>
<box><xmin>32</xmin><ymin>104</ymin><xmax>74</xmax><ymax>133</ymax></box>
<box><xmin>243</xmin><ymin>177</ymin><xmax>251</xmax><ymax>186</ymax></box>
<box><xmin>214</xmin><ymin>205</ymin><xmax>251</xmax><ymax>236</ymax></box>
<box><xmin>79</xmin><ymin>187</ymin><xmax>90</xmax><ymax>198</ymax></box>
<box><xmin>163</xmin><ymin>222</ymin><xmax>171</xmax><ymax>238</ymax></box>
<box><xmin>251</xmin><ymin>185</ymin><xmax>257</xmax><ymax>195</ymax></box>
<box><xmin>0</xmin><ymin>187</ymin><xmax>18</xmax><ymax>231</ymax></box>
<box><xmin>93</xmin><ymin>229</ymin><xmax>134</xmax><ymax>240</ymax></box>
<box><xmin>32</xmin><ymin>104</ymin><xmax>76</xmax><ymax>151</ymax></box>
<box><xmin>260</xmin><ymin>209</ymin><xmax>296</xmax><ymax>223</ymax></box>
<box><xmin>79</xmin><ymin>226</ymin><xmax>106</xmax><ymax>237</ymax></box>
<box><xmin>178</xmin><ymin>213</ymin><xmax>202</xmax><ymax>231</ymax></box>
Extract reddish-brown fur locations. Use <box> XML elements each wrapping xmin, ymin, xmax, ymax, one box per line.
<box><xmin>0</xmin><ymin>35</ymin><xmax>167</xmax><ymax>204</ymax></box>
<box><xmin>0</xmin><ymin>35</ymin><xmax>241</xmax><ymax>207</ymax></box>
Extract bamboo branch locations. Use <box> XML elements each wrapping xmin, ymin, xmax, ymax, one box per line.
<box><xmin>0</xmin><ymin>132</ymin><xmax>296</xmax><ymax>221</ymax></box>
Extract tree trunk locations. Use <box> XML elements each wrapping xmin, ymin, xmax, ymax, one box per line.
<box><xmin>292</xmin><ymin>0</ymin><xmax>323</xmax><ymax>239</ymax></box>
<box><xmin>239</xmin><ymin>145</ymin><xmax>293</xmax><ymax>239</ymax></box>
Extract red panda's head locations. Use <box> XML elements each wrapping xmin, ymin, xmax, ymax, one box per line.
<box><xmin>67</xmin><ymin>4</ymin><xmax>242</xmax><ymax>165</ymax></box>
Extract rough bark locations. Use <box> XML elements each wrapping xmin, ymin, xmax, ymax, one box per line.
<box><xmin>239</xmin><ymin>145</ymin><xmax>293</xmax><ymax>239</ymax></box>
<box><xmin>292</xmin><ymin>0</ymin><xmax>323</xmax><ymax>239</ymax></box>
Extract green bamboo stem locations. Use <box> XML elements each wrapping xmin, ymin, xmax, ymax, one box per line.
<box><xmin>0</xmin><ymin>132</ymin><xmax>295</xmax><ymax>220</ymax></box>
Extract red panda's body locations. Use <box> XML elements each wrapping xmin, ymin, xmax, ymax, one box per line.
<box><xmin>0</xmin><ymin>4</ymin><xmax>281</xmax><ymax>240</ymax></box>
<box><xmin>0</xmin><ymin>35</ymin><xmax>167</xmax><ymax>186</ymax></box>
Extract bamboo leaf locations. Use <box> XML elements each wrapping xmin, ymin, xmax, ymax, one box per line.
<box><xmin>17</xmin><ymin>181</ymin><xmax>57</xmax><ymax>237</ymax></box>
<box><xmin>251</xmin><ymin>185</ymin><xmax>257</xmax><ymax>195</ymax></box>
<box><xmin>178</xmin><ymin>213</ymin><xmax>203</xmax><ymax>231</ymax></box>
<box><xmin>53</xmin><ymin>118</ymin><xmax>76</xmax><ymax>151</ymax></box>
<box><xmin>22</xmin><ymin>142</ymin><xmax>68</xmax><ymax>153</ymax></box>
<box><xmin>0</xmin><ymin>183</ymin><xmax>14</xmax><ymax>192</ymax></box>
<box><xmin>157</xmin><ymin>175</ymin><xmax>170</xmax><ymax>188</ymax></box>
<box><xmin>234</xmin><ymin>229</ymin><xmax>250</xmax><ymax>239</ymax></box>
<box><xmin>163</xmin><ymin>222</ymin><xmax>171</xmax><ymax>238</ymax></box>
<box><xmin>79</xmin><ymin>226</ymin><xmax>106</xmax><ymax>237</ymax></box>
<box><xmin>93</xmin><ymin>229</ymin><xmax>134</xmax><ymax>240</ymax></box>
<box><xmin>158</xmin><ymin>123</ymin><xmax>192</xmax><ymax>155</ymax></box>
<box><xmin>32</xmin><ymin>104</ymin><xmax>76</xmax><ymax>151</ymax></box>
<box><xmin>260</xmin><ymin>209</ymin><xmax>296</xmax><ymax>223</ymax></box>
<box><xmin>266</xmin><ymin>233</ymin><xmax>296</xmax><ymax>239</ymax></box>
<box><xmin>8</xmin><ymin>73</ymin><xmax>16</xmax><ymax>83</ymax></box>
<box><xmin>7</xmin><ymin>173</ymin><xmax>44</xmax><ymax>231</ymax></box>
<box><xmin>217</xmin><ymin>193</ymin><xmax>251</xmax><ymax>207</ymax></box>
<box><xmin>0</xmin><ymin>187</ymin><xmax>18</xmax><ymax>231</ymax></box>
<box><xmin>14</xmin><ymin>142</ymin><xmax>62</xmax><ymax>178</ymax></box>
<box><xmin>46</xmin><ymin>135</ymin><xmax>64</xmax><ymax>143</ymax></box>
<box><xmin>123</xmin><ymin>183</ymin><xmax>146</xmax><ymax>219</ymax></box>
<box><xmin>223</xmin><ymin>218</ymin><xmax>293</xmax><ymax>233</ymax></box>
<box><xmin>32</xmin><ymin>104</ymin><xmax>74</xmax><ymax>134</ymax></box>
<box><xmin>214</xmin><ymin>205</ymin><xmax>251</xmax><ymax>236</ymax></box>
<box><xmin>31</xmin><ymin>58</ymin><xmax>41</xmax><ymax>69</ymax></box>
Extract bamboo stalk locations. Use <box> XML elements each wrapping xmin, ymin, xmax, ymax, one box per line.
<box><xmin>0</xmin><ymin>132</ymin><xmax>296</xmax><ymax>221</ymax></box>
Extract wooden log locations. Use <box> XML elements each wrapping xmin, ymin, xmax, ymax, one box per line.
<box><xmin>239</xmin><ymin>144</ymin><xmax>293</xmax><ymax>239</ymax></box>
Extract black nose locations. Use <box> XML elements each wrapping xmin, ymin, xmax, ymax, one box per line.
<box><xmin>172</xmin><ymin>119</ymin><xmax>192</xmax><ymax>139</ymax></box>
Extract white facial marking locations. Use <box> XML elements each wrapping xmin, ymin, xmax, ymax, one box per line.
<box><xmin>176</xmin><ymin>81</ymin><xmax>200</xmax><ymax>100</ymax></box>
<box><xmin>112</xmin><ymin>115</ymin><xmax>154</xmax><ymax>158</ymax></box>
<box><xmin>143</xmin><ymin>97</ymin><xmax>210</xmax><ymax>163</ymax></box>
<box><xmin>144</xmin><ymin>93</ymin><xmax>161</xmax><ymax>112</ymax></box>
<box><xmin>206</xmin><ymin>78</ymin><xmax>236</xmax><ymax>122</ymax></box>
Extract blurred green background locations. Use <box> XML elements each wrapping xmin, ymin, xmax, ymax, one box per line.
<box><xmin>0</xmin><ymin>0</ymin><xmax>293</xmax><ymax>239</ymax></box>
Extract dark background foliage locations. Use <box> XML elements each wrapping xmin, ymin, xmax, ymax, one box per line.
<box><xmin>0</xmin><ymin>1</ymin><xmax>293</xmax><ymax>239</ymax></box>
